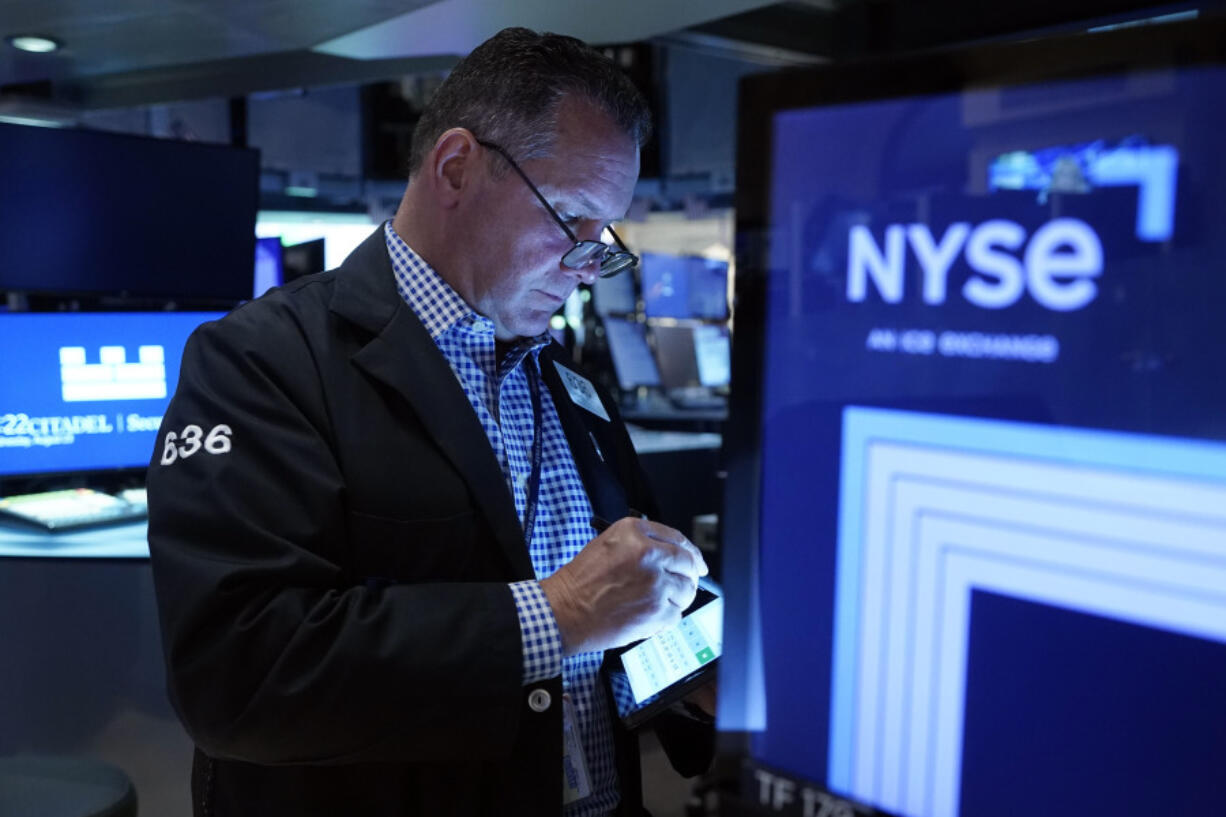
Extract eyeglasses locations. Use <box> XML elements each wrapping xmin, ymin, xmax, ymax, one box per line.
<box><xmin>476</xmin><ymin>139</ymin><xmax>638</xmax><ymax>279</ymax></box>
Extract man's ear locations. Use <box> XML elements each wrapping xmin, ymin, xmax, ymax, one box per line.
<box><xmin>425</xmin><ymin>128</ymin><xmax>479</xmax><ymax>209</ymax></box>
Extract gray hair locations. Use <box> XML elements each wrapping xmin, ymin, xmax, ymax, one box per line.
<box><xmin>407</xmin><ymin>27</ymin><xmax>652</xmax><ymax>178</ymax></box>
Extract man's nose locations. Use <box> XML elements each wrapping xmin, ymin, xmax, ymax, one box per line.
<box><xmin>572</xmin><ymin>261</ymin><xmax>600</xmax><ymax>286</ymax></box>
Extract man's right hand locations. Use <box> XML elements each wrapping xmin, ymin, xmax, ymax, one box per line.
<box><xmin>539</xmin><ymin>516</ymin><xmax>709</xmax><ymax>655</ymax></box>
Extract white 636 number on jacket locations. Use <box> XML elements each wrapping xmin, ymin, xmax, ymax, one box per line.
<box><xmin>160</xmin><ymin>424</ymin><xmax>232</xmax><ymax>465</ymax></box>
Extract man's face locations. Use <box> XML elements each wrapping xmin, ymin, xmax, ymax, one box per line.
<box><xmin>459</xmin><ymin>96</ymin><xmax>640</xmax><ymax>341</ymax></box>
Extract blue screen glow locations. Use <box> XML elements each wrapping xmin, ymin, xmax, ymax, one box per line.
<box><xmin>729</xmin><ymin>62</ymin><xmax>1226</xmax><ymax>817</ymax></box>
<box><xmin>0</xmin><ymin>312</ymin><xmax>227</xmax><ymax>477</ymax></box>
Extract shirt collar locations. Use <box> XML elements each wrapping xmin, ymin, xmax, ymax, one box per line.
<box><xmin>383</xmin><ymin>221</ymin><xmax>554</xmax><ymax>359</ymax></box>
<box><xmin>384</xmin><ymin>220</ymin><xmax>481</xmax><ymax>341</ymax></box>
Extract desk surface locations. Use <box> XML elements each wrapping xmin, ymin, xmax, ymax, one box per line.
<box><xmin>0</xmin><ymin>520</ymin><xmax>149</xmax><ymax>559</ymax></box>
<box><xmin>622</xmin><ymin>405</ymin><xmax>727</xmax><ymax>423</ymax></box>
<box><xmin>628</xmin><ymin>427</ymin><xmax>722</xmax><ymax>454</ymax></box>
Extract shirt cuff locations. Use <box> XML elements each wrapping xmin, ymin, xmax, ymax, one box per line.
<box><xmin>509</xmin><ymin>580</ymin><xmax>563</xmax><ymax>684</ymax></box>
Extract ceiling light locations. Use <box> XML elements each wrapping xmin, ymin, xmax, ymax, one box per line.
<box><xmin>6</xmin><ymin>35</ymin><xmax>62</xmax><ymax>54</ymax></box>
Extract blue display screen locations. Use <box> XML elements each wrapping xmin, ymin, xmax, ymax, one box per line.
<box><xmin>642</xmin><ymin>253</ymin><xmax>729</xmax><ymax>319</ymax></box>
<box><xmin>253</xmin><ymin>236</ymin><xmax>284</xmax><ymax>298</ymax></box>
<box><xmin>0</xmin><ymin>312</ymin><xmax>226</xmax><ymax>477</ymax></box>
<box><xmin>735</xmin><ymin>62</ymin><xmax>1226</xmax><ymax>817</ymax></box>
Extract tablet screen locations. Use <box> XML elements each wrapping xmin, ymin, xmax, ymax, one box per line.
<box><xmin>609</xmin><ymin>592</ymin><xmax>722</xmax><ymax>729</ymax></box>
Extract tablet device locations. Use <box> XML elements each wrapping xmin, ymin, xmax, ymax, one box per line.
<box><xmin>607</xmin><ymin>585</ymin><xmax>722</xmax><ymax>730</ymax></box>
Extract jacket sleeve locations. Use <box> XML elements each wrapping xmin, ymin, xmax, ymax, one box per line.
<box><xmin>147</xmin><ymin>304</ymin><xmax>531</xmax><ymax>767</ymax></box>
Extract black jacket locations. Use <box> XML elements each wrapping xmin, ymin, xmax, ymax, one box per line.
<box><xmin>147</xmin><ymin>227</ymin><xmax>710</xmax><ymax>816</ymax></box>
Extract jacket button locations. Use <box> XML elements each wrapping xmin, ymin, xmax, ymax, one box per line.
<box><xmin>527</xmin><ymin>688</ymin><xmax>552</xmax><ymax>713</ymax></box>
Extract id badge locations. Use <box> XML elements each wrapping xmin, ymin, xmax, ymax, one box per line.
<box><xmin>553</xmin><ymin>360</ymin><xmax>611</xmax><ymax>422</ymax></box>
<box><xmin>562</xmin><ymin>693</ymin><xmax>593</xmax><ymax>804</ymax></box>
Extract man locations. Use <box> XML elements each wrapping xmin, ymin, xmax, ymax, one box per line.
<box><xmin>148</xmin><ymin>27</ymin><xmax>713</xmax><ymax>817</ymax></box>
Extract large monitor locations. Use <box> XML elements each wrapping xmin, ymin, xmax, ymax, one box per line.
<box><xmin>0</xmin><ymin>311</ymin><xmax>227</xmax><ymax>480</ymax></box>
<box><xmin>641</xmin><ymin>252</ymin><xmax>730</xmax><ymax>319</ymax></box>
<box><xmin>721</xmin><ymin>16</ymin><xmax>1226</xmax><ymax>817</ymax></box>
<box><xmin>0</xmin><ymin>123</ymin><xmax>259</xmax><ymax>303</ymax></box>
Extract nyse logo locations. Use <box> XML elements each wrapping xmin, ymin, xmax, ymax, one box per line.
<box><xmin>59</xmin><ymin>345</ymin><xmax>167</xmax><ymax>403</ymax></box>
<box><xmin>847</xmin><ymin>218</ymin><xmax>1103</xmax><ymax>311</ymax></box>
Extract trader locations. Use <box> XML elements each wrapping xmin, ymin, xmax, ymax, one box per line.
<box><xmin>147</xmin><ymin>26</ymin><xmax>712</xmax><ymax>817</ymax></box>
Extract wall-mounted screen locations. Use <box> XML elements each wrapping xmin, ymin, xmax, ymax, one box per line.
<box><xmin>0</xmin><ymin>123</ymin><xmax>258</xmax><ymax>302</ymax></box>
<box><xmin>0</xmin><ymin>312</ymin><xmax>227</xmax><ymax>479</ymax></box>
<box><xmin>722</xmin><ymin>17</ymin><xmax>1226</xmax><ymax>817</ymax></box>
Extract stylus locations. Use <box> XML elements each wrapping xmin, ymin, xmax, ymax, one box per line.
<box><xmin>590</xmin><ymin>508</ymin><xmax>648</xmax><ymax>534</ymax></box>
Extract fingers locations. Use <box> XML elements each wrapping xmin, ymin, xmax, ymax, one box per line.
<box><xmin>555</xmin><ymin>515</ymin><xmax>710</xmax><ymax>652</ymax></box>
<box><xmin>635</xmin><ymin>519</ymin><xmax>703</xmax><ymax>612</ymax></box>
<box><xmin>637</xmin><ymin>519</ymin><xmax>709</xmax><ymax>578</ymax></box>
<box><xmin>662</xmin><ymin>569</ymin><xmax>699</xmax><ymax>612</ymax></box>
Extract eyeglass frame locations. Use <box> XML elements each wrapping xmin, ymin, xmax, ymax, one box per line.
<box><xmin>475</xmin><ymin>138</ymin><xmax>638</xmax><ymax>279</ymax></box>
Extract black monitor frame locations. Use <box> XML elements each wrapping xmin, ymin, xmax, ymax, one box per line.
<box><xmin>0</xmin><ymin>122</ymin><xmax>259</xmax><ymax>306</ymax></box>
<box><xmin>717</xmin><ymin>13</ymin><xmax>1226</xmax><ymax>812</ymax></box>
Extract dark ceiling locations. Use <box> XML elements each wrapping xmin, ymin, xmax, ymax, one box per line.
<box><xmin>0</xmin><ymin>0</ymin><xmax>1214</xmax><ymax>115</ymax></box>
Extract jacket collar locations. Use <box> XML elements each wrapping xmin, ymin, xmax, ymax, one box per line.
<box><xmin>328</xmin><ymin>225</ymin><xmax>535</xmax><ymax>579</ymax></box>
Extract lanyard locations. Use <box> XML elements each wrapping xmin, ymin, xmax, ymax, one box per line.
<box><xmin>520</xmin><ymin>357</ymin><xmax>546</xmax><ymax>548</ymax></box>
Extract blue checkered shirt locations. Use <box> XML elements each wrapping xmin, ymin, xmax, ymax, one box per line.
<box><xmin>384</xmin><ymin>222</ymin><xmax>620</xmax><ymax>815</ymax></box>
